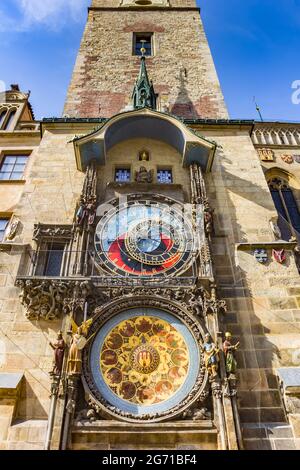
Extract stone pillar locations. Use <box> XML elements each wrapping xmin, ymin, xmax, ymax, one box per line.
<box><xmin>44</xmin><ymin>374</ymin><xmax>60</xmax><ymax>450</ymax></box>
<box><xmin>60</xmin><ymin>375</ymin><xmax>80</xmax><ymax>450</ymax></box>
<box><xmin>212</xmin><ymin>379</ymin><xmax>228</xmax><ymax>450</ymax></box>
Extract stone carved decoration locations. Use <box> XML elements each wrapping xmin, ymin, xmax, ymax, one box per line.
<box><xmin>16</xmin><ymin>278</ymin><xmax>227</xmax><ymax>324</ymax></box>
<box><xmin>190</xmin><ymin>163</ymin><xmax>208</xmax><ymax>206</ymax></box>
<box><xmin>6</xmin><ymin>218</ymin><xmax>20</xmax><ymax>241</ymax></box>
<box><xmin>281</xmin><ymin>154</ymin><xmax>294</xmax><ymax>164</ymax></box>
<box><xmin>92</xmin><ymin>285</ymin><xmax>226</xmax><ymax>320</ymax></box>
<box><xmin>257</xmin><ymin>148</ymin><xmax>274</xmax><ymax>162</ymax></box>
<box><xmin>75</xmin><ymin>407</ymin><xmax>97</xmax><ymax>424</ymax></box>
<box><xmin>204</xmin><ymin>207</ymin><xmax>215</xmax><ymax>237</ymax></box>
<box><xmin>270</xmin><ymin>220</ymin><xmax>282</xmax><ymax>240</ymax></box>
<box><xmin>16</xmin><ymin>279</ymin><xmax>74</xmax><ymax>320</ymax></box>
<box><xmin>182</xmin><ymin>406</ymin><xmax>211</xmax><ymax>421</ymax></box>
<box><xmin>223</xmin><ymin>376</ymin><xmax>238</xmax><ymax>398</ymax></box>
<box><xmin>211</xmin><ymin>379</ymin><xmax>223</xmax><ymax>400</ymax></box>
<box><xmin>63</xmin><ymin>281</ymin><xmax>94</xmax><ymax>316</ymax></box>
<box><xmin>252</xmin><ymin>127</ymin><xmax>300</xmax><ymax>147</ymax></box>
<box><xmin>33</xmin><ymin>224</ymin><xmax>73</xmax><ymax>242</ymax></box>
<box><xmin>82</xmin><ymin>296</ymin><xmax>209</xmax><ymax>423</ymax></box>
<box><xmin>76</xmin><ymin>162</ymin><xmax>97</xmax><ymax>231</ymax></box>
<box><xmin>50</xmin><ymin>374</ymin><xmax>61</xmax><ymax>398</ymax></box>
<box><xmin>16</xmin><ymin>279</ymin><xmax>92</xmax><ymax>320</ymax></box>
<box><xmin>135</xmin><ymin>166</ymin><xmax>154</xmax><ymax>183</ymax></box>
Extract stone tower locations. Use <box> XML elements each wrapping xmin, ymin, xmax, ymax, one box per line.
<box><xmin>64</xmin><ymin>0</ymin><xmax>228</xmax><ymax>119</ymax></box>
<box><xmin>1</xmin><ymin>0</ymin><xmax>300</xmax><ymax>453</ymax></box>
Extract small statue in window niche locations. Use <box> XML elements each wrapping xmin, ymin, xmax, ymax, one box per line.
<box><xmin>139</xmin><ymin>150</ymin><xmax>150</xmax><ymax>162</ymax></box>
<box><xmin>135</xmin><ymin>166</ymin><xmax>154</xmax><ymax>183</ymax></box>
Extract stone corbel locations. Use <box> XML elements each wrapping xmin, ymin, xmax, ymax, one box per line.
<box><xmin>15</xmin><ymin>279</ymin><xmax>77</xmax><ymax>320</ymax></box>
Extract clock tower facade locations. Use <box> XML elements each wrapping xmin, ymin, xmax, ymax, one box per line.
<box><xmin>1</xmin><ymin>0</ymin><xmax>300</xmax><ymax>453</ymax></box>
<box><xmin>64</xmin><ymin>0</ymin><xmax>228</xmax><ymax>120</ymax></box>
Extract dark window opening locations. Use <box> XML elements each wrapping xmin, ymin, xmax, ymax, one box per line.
<box><xmin>3</xmin><ymin>109</ymin><xmax>16</xmax><ymax>131</ymax></box>
<box><xmin>134</xmin><ymin>33</ymin><xmax>153</xmax><ymax>56</ymax></box>
<box><xmin>0</xmin><ymin>218</ymin><xmax>9</xmax><ymax>242</ymax></box>
<box><xmin>44</xmin><ymin>243</ymin><xmax>65</xmax><ymax>277</ymax></box>
<box><xmin>0</xmin><ymin>110</ymin><xmax>7</xmax><ymax>129</ymax></box>
<box><xmin>269</xmin><ymin>178</ymin><xmax>300</xmax><ymax>241</ymax></box>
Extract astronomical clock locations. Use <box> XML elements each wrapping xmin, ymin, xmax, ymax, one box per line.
<box><xmin>94</xmin><ymin>196</ymin><xmax>194</xmax><ymax>278</ymax></box>
<box><xmin>80</xmin><ymin>190</ymin><xmax>213</xmax><ymax>423</ymax></box>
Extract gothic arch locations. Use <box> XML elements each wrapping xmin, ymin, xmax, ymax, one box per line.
<box><xmin>265</xmin><ymin>168</ymin><xmax>300</xmax><ymax>240</ymax></box>
<box><xmin>265</xmin><ymin>167</ymin><xmax>300</xmax><ymax>190</ymax></box>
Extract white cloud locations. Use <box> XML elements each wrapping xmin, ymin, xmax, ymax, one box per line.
<box><xmin>0</xmin><ymin>0</ymin><xmax>89</xmax><ymax>32</ymax></box>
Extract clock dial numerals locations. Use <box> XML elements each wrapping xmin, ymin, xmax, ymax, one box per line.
<box><xmin>95</xmin><ymin>198</ymin><xmax>195</xmax><ymax>277</ymax></box>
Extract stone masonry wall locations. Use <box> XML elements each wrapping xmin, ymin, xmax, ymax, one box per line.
<box><xmin>91</xmin><ymin>1</ymin><xmax>198</xmax><ymax>8</ymax></box>
<box><xmin>202</xmin><ymin>128</ymin><xmax>300</xmax><ymax>449</ymax></box>
<box><xmin>64</xmin><ymin>7</ymin><xmax>228</xmax><ymax>119</ymax></box>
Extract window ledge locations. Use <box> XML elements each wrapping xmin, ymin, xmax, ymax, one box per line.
<box><xmin>0</xmin><ymin>242</ymin><xmax>28</xmax><ymax>252</ymax></box>
<box><xmin>0</xmin><ymin>180</ymin><xmax>26</xmax><ymax>185</ymax></box>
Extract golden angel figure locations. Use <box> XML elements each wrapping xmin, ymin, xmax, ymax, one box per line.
<box><xmin>67</xmin><ymin>318</ymin><xmax>93</xmax><ymax>376</ymax></box>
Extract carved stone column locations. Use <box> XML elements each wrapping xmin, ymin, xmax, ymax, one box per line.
<box><xmin>224</xmin><ymin>376</ymin><xmax>244</xmax><ymax>450</ymax></box>
<box><xmin>60</xmin><ymin>375</ymin><xmax>80</xmax><ymax>450</ymax></box>
<box><xmin>211</xmin><ymin>379</ymin><xmax>228</xmax><ymax>450</ymax></box>
<box><xmin>44</xmin><ymin>374</ymin><xmax>60</xmax><ymax>450</ymax></box>
<box><xmin>74</xmin><ymin>161</ymin><xmax>97</xmax><ymax>276</ymax></box>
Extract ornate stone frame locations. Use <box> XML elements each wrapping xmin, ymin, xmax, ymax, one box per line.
<box><xmin>82</xmin><ymin>295</ymin><xmax>209</xmax><ymax>423</ymax></box>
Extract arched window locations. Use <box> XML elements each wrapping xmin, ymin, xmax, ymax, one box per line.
<box><xmin>268</xmin><ymin>177</ymin><xmax>300</xmax><ymax>241</ymax></box>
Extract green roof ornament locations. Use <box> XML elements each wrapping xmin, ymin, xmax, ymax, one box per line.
<box><xmin>132</xmin><ymin>41</ymin><xmax>157</xmax><ymax>110</ymax></box>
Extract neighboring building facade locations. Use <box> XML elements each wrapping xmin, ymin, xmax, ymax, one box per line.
<box><xmin>0</xmin><ymin>0</ymin><xmax>300</xmax><ymax>451</ymax></box>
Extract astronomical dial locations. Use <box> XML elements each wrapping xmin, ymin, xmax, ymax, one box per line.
<box><xmin>94</xmin><ymin>196</ymin><xmax>195</xmax><ymax>277</ymax></box>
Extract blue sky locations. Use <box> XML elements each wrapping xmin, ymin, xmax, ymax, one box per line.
<box><xmin>0</xmin><ymin>0</ymin><xmax>299</xmax><ymax>121</ymax></box>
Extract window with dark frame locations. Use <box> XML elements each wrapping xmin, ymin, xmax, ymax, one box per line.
<box><xmin>43</xmin><ymin>243</ymin><xmax>65</xmax><ymax>277</ymax></box>
<box><xmin>0</xmin><ymin>218</ymin><xmax>9</xmax><ymax>242</ymax></box>
<box><xmin>3</xmin><ymin>109</ymin><xmax>16</xmax><ymax>131</ymax></box>
<box><xmin>0</xmin><ymin>154</ymin><xmax>29</xmax><ymax>181</ymax></box>
<box><xmin>134</xmin><ymin>33</ymin><xmax>153</xmax><ymax>56</ymax></box>
<box><xmin>0</xmin><ymin>109</ymin><xmax>7</xmax><ymax>129</ymax></box>
<box><xmin>269</xmin><ymin>177</ymin><xmax>300</xmax><ymax>241</ymax></box>
<box><xmin>115</xmin><ymin>168</ymin><xmax>131</xmax><ymax>183</ymax></box>
<box><xmin>157</xmin><ymin>169</ymin><xmax>173</xmax><ymax>184</ymax></box>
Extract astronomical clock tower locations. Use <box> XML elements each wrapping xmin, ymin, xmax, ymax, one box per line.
<box><xmin>2</xmin><ymin>0</ymin><xmax>300</xmax><ymax>452</ymax></box>
<box><xmin>46</xmin><ymin>0</ymin><xmax>239</xmax><ymax>450</ymax></box>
